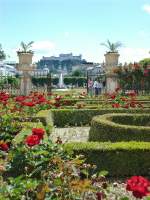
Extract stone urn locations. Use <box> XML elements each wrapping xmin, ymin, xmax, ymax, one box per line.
<box><xmin>105</xmin><ymin>52</ymin><xmax>120</xmax><ymax>71</ymax></box>
<box><xmin>17</xmin><ymin>51</ymin><xmax>33</xmax><ymax>65</ymax></box>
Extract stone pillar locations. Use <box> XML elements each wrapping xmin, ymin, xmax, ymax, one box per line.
<box><xmin>17</xmin><ymin>52</ymin><xmax>35</xmax><ymax>95</ymax></box>
<box><xmin>20</xmin><ymin>71</ymin><xmax>32</xmax><ymax>95</ymax></box>
<box><xmin>104</xmin><ymin>52</ymin><xmax>119</xmax><ymax>92</ymax></box>
<box><xmin>106</xmin><ymin>72</ymin><xmax>119</xmax><ymax>92</ymax></box>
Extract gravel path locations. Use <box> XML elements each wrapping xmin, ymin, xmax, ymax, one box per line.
<box><xmin>50</xmin><ymin>126</ymin><xmax>90</xmax><ymax>143</ymax></box>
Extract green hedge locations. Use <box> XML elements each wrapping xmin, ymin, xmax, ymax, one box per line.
<box><xmin>35</xmin><ymin>110</ymin><xmax>53</xmax><ymax>134</ymax></box>
<box><xmin>52</xmin><ymin>108</ymin><xmax>150</xmax><ymax>127</ymax></box>
<box><xmin>111</xmin><ymin>114</ymin><xmax>150</xmax><ymax>126</ymax></box>
<box><xmin>64</xmin><ymin>77</ymin><xmax>86</xmax><ymax>86</ymax></box>
<box><xmin>64</xmin><ymin>141</ymin><xmax>150</xmax><ymax>177</ymax></box>
<box><xmin>32</xmin><ymin>77</ymin><xmax>59</xmax><ymax>86</ymax></box>
<box><xmin>89</xmin><ymin>113</ymin><xmax>150</xmax><ymax>142</ymax></box>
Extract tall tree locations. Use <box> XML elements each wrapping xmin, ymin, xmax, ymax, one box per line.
<box><xmin>0</xmin><ymin>44</ymin><xmax>6</xmax><ymax>60</ymax></box>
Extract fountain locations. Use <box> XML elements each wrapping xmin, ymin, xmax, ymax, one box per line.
<box><xmin>55</xmin><ymin>72</ymin><xmax>69</xmax><ymax>91</ymax></box>
<box><xmin>58</xmin><ymin>73</ymin><xmax>64</xmax><ymax>88</ymax></box>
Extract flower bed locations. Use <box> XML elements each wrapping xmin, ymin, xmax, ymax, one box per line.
<box><xmin>1</xmin><ymin>91</ymin><xmax>150</xmax><ymax>199</ymax></box>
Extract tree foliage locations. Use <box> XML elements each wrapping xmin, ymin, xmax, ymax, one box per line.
<box><xmin>0</xmin><ymin>44</ymin><xmax>6</xmax><ymax>60</ymax></box>
<box><xmin>139</xmin><ymin>58</ymin><xmax>150</xmax><ymax>68</ymax></box>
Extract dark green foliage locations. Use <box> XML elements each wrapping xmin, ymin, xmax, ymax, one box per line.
<box><xmin>31</xmin><ymin>77</ymin><xmax>59</xmax><ymax>86</ymax></box>
<box><xmin>139</xmin><ymin>58</ymin><xmax>150</xmax><ymax>68</ymax></box>
<box><xmin>35</xmin><ymin>110</ymin><xmax>53</xmax><ymax>134</ymax></box>
<box><xmin>0</xmin><ymin>76</ymin><xmax>20</xmax><ymax>88</ymax></box>
<box><xmin>52</xmin><ymin>108</ymin><xmax>150</xmax><ymax>127</ymax></box>
<box><xmin>64</xmin><ymin>141</ymin><xmax>150</xmax><ymax>177</ymax></box>
<box><xmin>71</xmin><ymin>69</ymin><xmax>83</xmax><ymax>77</ymax></box>
<box><xmin>89</xmin><ymin>114</ymin><xmax>150</xmax><ymax>142</ymax></box>
<box><xmin>0</xmin><ymin>44</ymin><xmax>6</xmax><ymax>60</ymax></box>
<box><xmin>64</xmin><ymin>77</ymin><xmax>86</xmax><ymax>86</ymax></box>
<box><xmin>112</xmin><ymin>114</ymin><xmax>150</xmax><ymax>126</ymax></box>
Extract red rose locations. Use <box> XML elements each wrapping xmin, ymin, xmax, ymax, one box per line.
<box><xmin>110</xmin><ymin>94</ymin><xmax>116</xmax><ymax>99</ymax></box>
<box><xmin>22</xmin><ymin>101</ymin><xmax>36</xmax><ymax>107</ymax></box>
<box><xmin>122</xmin><ymin>104</ymin><xmax>129</xmax><ymax>109</ymax></box>
<box><xmin>32</xmin><ymin>128</ymin><xmax>45</xmax><ymax>140</ymax></box>
<box><xmin>126</xmin><ymin>176</ymin><xmax>150</xmax><ymax>199</ymax></box>
<box><xmin>25</xmin><ymin>135</ymin><xmax>40</xmax><ymax>147</ymax></box>
<box><xmin>15</xmin><ymin>96</ymin><xmax>26</xmax><ymax>102</ymax></box>
<box><xmin>0</xmin><ymin>143</ymin><xmax>9</xmax><ymax>151</ymax></box>
<box><xmin>127</xmin><ymin>91</ymin><xmax>136</xmax><ymax>97</ymax></box>
<box><xmin>112</xmin><ymin>103</ymin><xmax>120</xmax><ymax>108</ymax></box>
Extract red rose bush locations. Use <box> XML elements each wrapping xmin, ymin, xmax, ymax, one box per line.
<box><xmin>126</xmin><ymin>176</ymin><xmax>150</xmax><ymax>199</ymax></box>
<box><xmin>107</xmin><ymin>87</ymin><xmax>143</xmax><ymax>109</ymax></box>
<box><xmin>25</xmin><ymin>127</ymin><xmax>45</xmax><ymax>147</ymax></box>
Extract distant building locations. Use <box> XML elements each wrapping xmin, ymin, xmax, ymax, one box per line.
<box><xmin>72</xmin><ymin>63</ymin><xmax>96</xmax><ymax>72</ymax></box>
<box><xmin>4</xmin><ymin>61</ymin><xmax>16</xmax><ymax>67</ymax></box>
<box><xmin>42</xmin><ymin>53</ymin><xmax>82</xmax><ymax>62</ymax></box>
<box><xmin>0</xmin><ymin>61</ymin><xmax>17</xmax><ymax>76</ymax></box>
<box><xmin>87</xmin><ymin>63</ymin><xmax>105</xmax><ymax>76</ymax></box>
<box><xmin>37</xmin><ymin>53</ymin><xmax>83</xmax><ymax>72</ymax></box>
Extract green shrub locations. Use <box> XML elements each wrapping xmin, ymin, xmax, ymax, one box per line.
<box><xmin>64</xmin><ymin>141</ymin><xmax>150</xmax><ymax>177</ymax></box>
<box><xmin>89</xmin><ymin>113</ymin><xmax>150</xmax><ymax>142</ymax></box>
<box><xmin>31</xmin><ymin>77</ymin><xmax>59</xmax><ymax>86</ymax></box>
<box><xmin>112</xmin><ymin>114</ymin><xmax>150</xmax><ymax>126</ymax></box>
<box><xmin>35</xmin><ymin>110</ymin><xmax>53</xmax><ymax>134</ymax></box>
<box><xmin>64</xmin><ymin>77</ymin><xmax>86</xmax><ymax>86</ymax></box>
<box><xmin>52</xmin><ymin>108</ymin><xmax>150</xmax><ymax>127</ymax></box>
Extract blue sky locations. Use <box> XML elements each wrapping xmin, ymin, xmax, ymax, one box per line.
<box><xmin>1</xmin><ymin>0</ymin><xmax>150</xmax><ymax>63</ymax></box>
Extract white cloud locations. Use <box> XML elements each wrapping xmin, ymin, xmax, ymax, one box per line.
<box><xmin>142</xmin><ymin>4</ymin><xmax>150</xmax><ymax>14</ymax></box>
<box><xmin>32</xmin><ymin>40</ymin><xmax>56</xmax><ymax>61</ymax></box>
<box><xmin>119</xmin><ymin>47</ymin><xmax>150</xmax><ymax>63</ymax></box>
<box><xmin>81</xmin><ymin>47</ymin><xmax>150</xmax><ymax>64</ymax></box>
<box><xmin>7</xmin><ymin>40</ymin><xmax>56</xmax><ymax>62</ymax></box>
<box><xmin>33</xmin><ymin>40</ymin><xmax>55</xmax><ymax>51</ymax></box>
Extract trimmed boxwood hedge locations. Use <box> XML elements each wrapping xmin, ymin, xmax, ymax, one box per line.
<box><xmin>35</xmin><ymin>110</ymin><xmax>53</xmax><ymax>134</ymax></box>
<box><xmin>89</xmin><ymin>113</ymin><xmax>150</xmax><ymax>142</ymax></box>
<box><xmin>64</xmin><ymin>141</ymin><xmax>150</xmax><ymax>177</ymax></box>
<box><xmin>52</xmin><ymin>108</ymin><xmax>150</xmax><ymax>127</ymax></box>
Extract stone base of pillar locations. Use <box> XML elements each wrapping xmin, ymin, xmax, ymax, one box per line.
<box><xmin>20</xmin><ymin>73</ymin><xmax>32</xmax><ymax>95</ymax></box>
<box><xmin>106</xmin><ymin>73</ymin><xmax>118</xmax><ymax>93</ymax></box>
